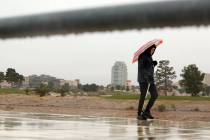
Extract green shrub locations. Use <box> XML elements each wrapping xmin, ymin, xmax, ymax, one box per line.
<box><xmin>35</xmin><ymin>84</ymin><xmax>49</xmax><ymax>97</ymax></box>
<box><xmin>170</xmin><ymin>104</ymin><xmax>176</xmax><ymax>111</ymax></box>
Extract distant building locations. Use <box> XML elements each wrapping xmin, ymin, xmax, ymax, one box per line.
<box><xmin>0</xmin><ymin>80</ymin><xmax>12</xmax><ymax>88</ymax></box>
<box><xmin>111</xmin><ymin>61</ymin><xmax>128</xmax><ymax>86</ymax></box>
<box><xmin>29</xmin><ymin>74</ymin><xmax>60</xmax><ymax>88</ymax></box>
<box><xmin>125</xmin><ymin>80</ymin><xmax>132</xmax><ymax>90</ymax></box>
<box><xmin>203</xmin><ymin>73</ymin><xmax>210</xmax><ymax>86</ymax></box>
<box><xmin>41</xmin><ymin>81</ymin><xmax>49</xmax><ymax>85</ymax></box>
<box><xmin>60</xmin><ymin>79</ymin><xmax>80</xmax><ymax>87</ymax></box>
<box><xmin>173</xmin><ymin>82</ymin><xmax>181</xmax><ymax>89</ymax></box>
<box><xmin>75</xmin><ymin>79</ymin><xmax>80</xmax><ymax>86</ymax></box>
<box><xmin>22</xmin><ymin>76</ymin><xmax>30</xmax><ymax>88</ymax></box>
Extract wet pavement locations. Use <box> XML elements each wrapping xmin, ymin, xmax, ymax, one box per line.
<box><xmin>0</xmin><ymin>111</ymin><xmax>210</xmax><ymax>140</ymax></box>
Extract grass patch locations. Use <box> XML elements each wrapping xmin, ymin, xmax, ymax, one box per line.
<box><xmin>105</xmin><ymin>93</ymin><xmax>210</xmax><ymax>101</ymax></box>
<box><xmin>0</xmin><ymin>88</ymin><xmax>26</xmax><ymax>94</ymax></box>
<box><xmin>158</xmin><ymin>96</ymin><xmax>210</xmax><ymax>101</ymax></box>
<box><xmin>105</xmin><ymin>93</ymin><xmax>140</xmax><ymax>100</ymax></box>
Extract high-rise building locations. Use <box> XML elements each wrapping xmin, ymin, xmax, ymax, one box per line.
<box><xmin>111</xmin><ymin>61</ymin><xmax>128</xmax><ymax>86</ymax></box>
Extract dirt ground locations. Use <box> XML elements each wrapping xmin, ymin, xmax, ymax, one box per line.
<box><xmin>1</xmin><ymin>94</ymin><xmax>210</xmax><ymax>122</ymax></box>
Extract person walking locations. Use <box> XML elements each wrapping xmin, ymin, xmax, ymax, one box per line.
<box><xmin>137</xmin><ymin>45</ymin><xmax>158</xmax><ymax>120</ymax></box>
<box><xmin>132</xmin><ymin>39</ymin><xmax>163</xmax><ymax>120</ymax></box>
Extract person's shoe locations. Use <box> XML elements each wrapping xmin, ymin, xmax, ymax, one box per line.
<box><xmin>142</xmin><ymin>111</ymin><xmax>154</xmax><ymax>119</ymax></box>
<box><xmin>137</xmin><ymin>115</ymin><xmax>147</xmax><ymax>120</ymax></box>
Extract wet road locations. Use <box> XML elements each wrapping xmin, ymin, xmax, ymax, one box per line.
<box><xmin>0</xmin><ymin>111</ymin><xmax>210</xmax><ymax>140</ymax></box>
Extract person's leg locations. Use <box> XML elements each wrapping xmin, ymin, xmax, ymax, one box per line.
<box><xmin>144</xmin><ymin>83</ymin><xmax>158</xmax><ymax>117</ymax></box>
<box><xmin>138</xmin><ymin>82</ymin><xmax>149</xmax><ymax>116</ymax></box>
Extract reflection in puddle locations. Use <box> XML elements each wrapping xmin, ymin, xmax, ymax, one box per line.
<box><xmin>0</xmin><ymin>111</ymin><xmax>210</xmax><ymax>140</ymax></box>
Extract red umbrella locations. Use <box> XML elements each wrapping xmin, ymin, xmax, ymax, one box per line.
<box><xmin>132</xmin><ymin>39</ymin><xmax>163</xmax><ymax>63</ymax></box>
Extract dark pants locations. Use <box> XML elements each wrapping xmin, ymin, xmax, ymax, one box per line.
<box><xmin>138</xmin><ymin>82</ymin><xmax>158</xmax><ymax>116</ymax></box>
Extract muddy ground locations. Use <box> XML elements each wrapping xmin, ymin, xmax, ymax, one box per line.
<box><xmin>0</xmin><ymin>94</ymin><xmax>210</xmax><ymax>122</ymax></box>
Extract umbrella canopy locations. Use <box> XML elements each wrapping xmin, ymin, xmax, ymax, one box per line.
<box><xmin>132</xmin><ymin>39</ymin><xmax>163</xmax><ymax>63</ymax></box>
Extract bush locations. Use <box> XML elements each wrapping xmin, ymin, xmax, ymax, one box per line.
<box><xmin>24</xmin><ymin>88</ymin><xmax>31</xmax><ymax>95</ymax></box>
<box><xmin>82</xmin><ymin>84</ymin><xmax>99</xmax><ymax>92</ymax></box>
<box><xmin>170</xmin><ymin>104</ymin><xmax>176</xmax><ymax>111</ymax></box>
<box><xmin>192</xmin><ymin>107</ymin><xmax>200</xmax><ymax>112</ymax></box>
<box><xmin>126</xmin><ymin>106</ymin><xmax>135</xmax><ymax>110</ymax></box>
<box><xmin>157</xmin><ymin>104</ymin><xmax>166</xmax><ymax>112</ymax></box>
<box><xmin>36</xmin><ymin>84</ymin><xmax>49</xmax><ymax>97</ymax></box>
<box><xmin>0</xmin><ymin>88</ymin><xmax>25</xmax><ymax>94</ymax></box>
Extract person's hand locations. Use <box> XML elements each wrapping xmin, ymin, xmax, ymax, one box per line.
<box><xmin>152</xmin><ymin>61</ymin><xmax>158</xmax><ymax>67</ymax></box>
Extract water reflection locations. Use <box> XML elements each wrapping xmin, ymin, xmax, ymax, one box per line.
<box><xmin>136</xmin><ymin>119</ymin><xmax>210</xmax><ymax>140</ymax></box>
<box><xmin>0</xmin><ymin>111</ymin><xmax>210</xmax><ymax>140</ymax></box>
<box><xmin>0</xmin><ymin>117</ymin><xmax>22</xmax><ymax>130</ymax></box>
<box><xmin>137</xmin><ymin>120</ymin><xmax>156</xmax><ymax>140</ymax></box>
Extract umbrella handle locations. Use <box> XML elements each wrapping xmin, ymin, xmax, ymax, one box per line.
<box><xmin>146</xmin><ymin>84</ymin><xmax>150</xmax><ymax>95</ymax></box>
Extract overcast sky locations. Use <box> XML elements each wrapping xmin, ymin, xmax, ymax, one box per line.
<box><xmin>0</xmin><ymin>0</ymin><xmax>210</xmax><ymax>86</ymax></box>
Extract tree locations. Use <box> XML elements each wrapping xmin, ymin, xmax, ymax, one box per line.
<box><xmin>116</xmin><ymin>85</ymin><xmax>121</xmax><ymax>90</ymax></box>
<box><xmin>179</xmin><ymin>64</ymin><xmax>205</xmax><ymax>96</ymax></box>
<box><xmin>0</xmin><ymin>72</ymin><xmax>4</xmax><ymax>83</ymax></box>
<box><xmin>48</xmin><ymin>81</ymin><xmax>54</xmax><ymax>91</ymax></box>
<box><xmin>126</xmin><ymin>86</ymin><xmax>130</xmax><ymax>91</ymax></box>
<box><xmin>82</xmin><ymin>84</ymin><xmax>99</xmax><ymax>92</ymax></box>
<box><xmin>99</xmin><ymin>85</ymin><xmax>104</xmax><ymax>90</ymax></box>
<box><xmin>110</xmin><ymin>86</ymin><xmax>114</xmax><ymax>91</ymax></box>
<box><xmin>155</xmin><ymin>60</ymin><xmax>177</xmax><ymax>96</ymax></box>
<box><xmin>25</xmin><ymin>88</ymin><xmax>30</xmax><ymax>95</ymax></box>
<box><xmin>5</xmin><ymin>68</ymin><xmax>24</xmax><ymax>87</ymax></box>
<box><xmin>17</xmin><ymin>74</ymin><xmax>24</xmax><ymax>87</ymax></box>
<box><xmin>121</xmin><ymin>86</ymin><xmax>125</xmax><ymax>90</ymax></box>
<box><xmin>36</xmin><ymin>83</ymin><xmax>50</xmax><ymax>97</ymax></box>
<box><xmin>5</xmin><ymin>68</ymin><xmax>17</xmax><ymax>85</ymax></box>
<box><xmin>58</xmin><ymin>83</ymin><xmax>70</xmax><ymax>97</ymax></box>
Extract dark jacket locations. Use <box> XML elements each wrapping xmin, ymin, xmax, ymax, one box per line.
<box><xmin>137</xmin><ymin>53</ymin><xmax>155</xmax><ymax>83</ymax></box>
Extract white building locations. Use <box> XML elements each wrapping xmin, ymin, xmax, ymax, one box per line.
<box><xmin>22</xmin><ymin>76</ymin><xmax>30</xmax><ymax>88</ymax></box>
<box><xmin>111</xmin><ymin>61</ymin><xmax>128</xmax><ymax>86</ymax></box>
<box><xmin>203</xmin><ymin>73</ymin><xmax>210</xmax><ymax>86</ymax></box>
